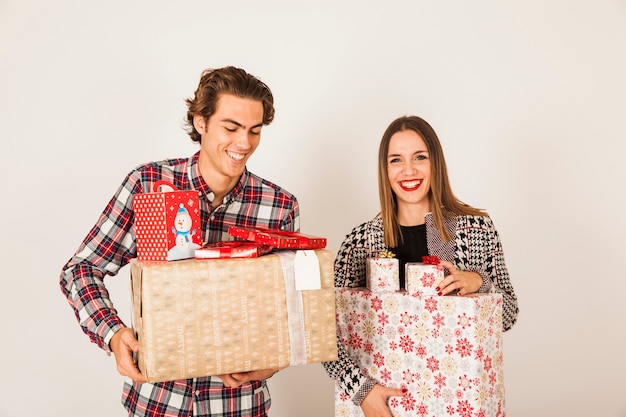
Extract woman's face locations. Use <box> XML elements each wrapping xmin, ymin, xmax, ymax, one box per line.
<box><xmin>387</xmin><ymin>129</ymin><xmax>432</xmax><ymax>213</ymax></box>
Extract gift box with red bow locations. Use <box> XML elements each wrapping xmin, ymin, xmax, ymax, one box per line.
<box><xmin>405</xmin><ymin>256</ymin><xmax>445</xmax><ymax>296</ymax></box>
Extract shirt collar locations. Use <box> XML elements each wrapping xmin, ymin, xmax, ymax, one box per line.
<box><xmin>187</xmin><ymin>151</ymin><xmax>249</xmax><ymax>204</ymax></box>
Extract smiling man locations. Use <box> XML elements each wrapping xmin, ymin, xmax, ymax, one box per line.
<box><xmin>60</xmin><ymin>66</ymin><xmax>299</xmax><ymax>417</ymax></box>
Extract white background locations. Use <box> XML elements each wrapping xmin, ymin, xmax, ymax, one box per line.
<box><xmin>1</xmin><ymin>1</ymin><xmax>625</xmax><ymax>416</ymax></box>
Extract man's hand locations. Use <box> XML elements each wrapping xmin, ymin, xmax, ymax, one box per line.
<box><xmin>110</xmin><ymin>328</ymin><xmax>147</xmax><ymax>383</ymax></box>
<box><xmin>217</xmin><ymin>368</ymin><xmax>281</xmax><ymax>388</ymax></box>
<box><xmin>360</xmin><ymin>384</ymin><xmax>406</xmax><ymax>417</ymax></box>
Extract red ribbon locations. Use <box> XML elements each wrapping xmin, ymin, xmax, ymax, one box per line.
<box><xmin>422</xmin><ymin>255</ymin><xmax>440</xmax><ymax>265</ymax></box>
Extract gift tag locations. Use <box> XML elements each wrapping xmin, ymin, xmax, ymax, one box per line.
<box><xmin>293</xmin><ymin>250</ymin><xmax>321</xmax><ymax>290</ymax></box>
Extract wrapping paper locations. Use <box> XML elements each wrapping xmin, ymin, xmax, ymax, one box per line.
<box><xmin>366</xmin><ymin>257</ymin><xmax>400</xmax><ymax>292</ymax></box>
<box><xmin>405</xmin><ymin>262</ymin><xmax>445</xmax><ymax>296</ymax></box>
<box><xmin>227</xmin><ymin>226</ymin><xmax>327</xmax><ymax>249</ymax></box>
<box><xmin>195</xmin><ymin>241</ymin><xmax>272</xmax><ymax>259</ymax></box>
<box><xmin>334</xmin><ymin>289</ymin><xmax>505</xmax><ymax>417</ymax></box>
<box><xmin>130</xmin><ymin>250</ymin><xmax>338</xmax><ymax>383</ymax></box>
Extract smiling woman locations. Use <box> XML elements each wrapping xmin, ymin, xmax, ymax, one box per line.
<box><xmin>322</xmin><ymin>115</ymin><xmax>519</xmax><ymax>417</ymax></box>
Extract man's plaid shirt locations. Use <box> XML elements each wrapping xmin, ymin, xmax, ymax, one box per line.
<box><xmin>60</xmin><ymin>152</ymin><xmax>299</xmax><ymax>416</ymax></box>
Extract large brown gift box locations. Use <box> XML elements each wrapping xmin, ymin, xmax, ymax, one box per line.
<box><xmin>130</xmin><ymin>249</ymin><xmax>338</xmax><ymax>383</ymax></box>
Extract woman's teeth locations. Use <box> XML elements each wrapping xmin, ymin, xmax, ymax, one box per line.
<box><xmin>400</xmin><ymin>180</ymin><xmax>421</xmax><ymax>189</ymax></box>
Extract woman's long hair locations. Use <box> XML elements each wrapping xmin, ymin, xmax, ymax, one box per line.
<box><xmin>378</xmin><ymin>116</ymin><xmax>487</xmax><ymax>246</ymax></box>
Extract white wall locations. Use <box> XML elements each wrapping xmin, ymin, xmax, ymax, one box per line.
<box><xmin>1</xmin><ymin>1</ymin><xmax>625</xmax><ymax>416</ymax></box>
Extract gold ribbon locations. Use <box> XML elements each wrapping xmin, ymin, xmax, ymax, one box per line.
<box><xmin>378</xmin><ymin>250</ymin><xmax>395</xmax><ymax>258</ymax></box>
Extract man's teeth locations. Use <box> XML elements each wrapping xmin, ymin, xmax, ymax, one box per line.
<box><xmin>227</xmin><ymin>151</ymin><xmax>245</xmax><ymax>161</ymax></box>
<box><xmin>401</xmin><ymin>180</ymin><xmax>421</xmax><ymax>188</ymax></box>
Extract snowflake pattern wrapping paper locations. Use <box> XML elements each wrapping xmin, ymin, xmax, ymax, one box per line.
<box><xmin>335</xmin><ymin>289</ymin><xmax>505</xmax><ymax>417</ymax></box>
<box><xmin>405</xmin><ymin>262</ymin><xmax>445</xmax><ymax>297</ymax></box>
<box><xmin>366</xmin><ymin>258</ymin><xmax>400</xmax><ymax>293</ymax></box>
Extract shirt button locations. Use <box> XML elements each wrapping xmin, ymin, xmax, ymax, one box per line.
<box><xmin>195</xmin><ymin>390</ymin><xmax>200</xmax><ymax>396</ymax></box>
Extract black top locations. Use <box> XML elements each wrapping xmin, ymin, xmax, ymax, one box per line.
<box><xmin>389</xmin><ymin>224</ymin><xmax>428</xmax><ymax>289</ymax></box>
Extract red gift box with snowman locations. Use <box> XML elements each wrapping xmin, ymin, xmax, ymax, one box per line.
<box><xmin>133</xmin><ymin>181</ymin><xmax>202</xmax><ymax>261</ymax></box>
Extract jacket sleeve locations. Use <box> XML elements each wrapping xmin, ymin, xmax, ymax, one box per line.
<box><xmin>458</xmin><ymin>216</ymin><xmax>519</xmax><ymax>331</ymax></box>
<box><xmin>322</xmin><ymin>222</ymin><xmax>378</xmax><ymax>405</ymax></box>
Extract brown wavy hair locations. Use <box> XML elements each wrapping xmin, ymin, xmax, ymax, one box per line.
<box><xmin>184</xmin><ymin>66</ymin><xmax>275</xmax><ymax>143</ymax></box>
<box><xmin>378</xmin><ymin>116</ymin><xmax>487</xmax><ymax>246</ymax></box>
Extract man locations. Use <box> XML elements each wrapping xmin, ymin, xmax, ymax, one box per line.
<box><xmin>60</xmin><ymin>66</ymin><xmax>299</xmax><ymax>416</ymax></box>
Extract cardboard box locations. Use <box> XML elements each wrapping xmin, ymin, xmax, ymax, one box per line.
<box><xmin>130</xmin><ymin>250</ymin><xmax>338</xmax><ymax>383</ymax></box>
<box><xmin>334</xmin><ymin>289</ymin><xmax>505</xmax><ymax>417</ymax></box>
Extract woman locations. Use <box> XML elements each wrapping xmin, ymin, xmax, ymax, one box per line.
<box><xmin>323</xmin><ymin>116</ymin><xmax>518</xmax><ymax>417</ymax></box>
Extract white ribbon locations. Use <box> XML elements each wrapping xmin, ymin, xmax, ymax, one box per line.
<box><xmin>276</xmin><ymin>251</ymin><xmax>308</xmax><ymax>366</ymax></box>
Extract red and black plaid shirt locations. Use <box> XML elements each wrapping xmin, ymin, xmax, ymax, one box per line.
<box><xmin>60</xmin><ymin>151</ymin><xmax>299</xmax><ymax>416</ymax></box>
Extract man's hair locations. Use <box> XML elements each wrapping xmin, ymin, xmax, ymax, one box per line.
<box><xmin>377</xmin><ymin>116</ymin><xmax>487</xmax><ymax>246</ymax></box>
<box><xmin>185</xmin><ymin>66</ymin><xmax>275</xmax><ymax>143</ymax></box>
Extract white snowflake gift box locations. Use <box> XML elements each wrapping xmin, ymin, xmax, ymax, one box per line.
<box><xmin>405</xmin><ymin>256</ymin><xmax>445</xmax><ymax>297</ymax></box>
<box><xmin>334</xmin><ymin>289</ymin><xmax>505</xmax><ymax>417</ymax></box>
<box><xmin>366</xmin><ymin>251</ymin><xmax>400</xmax><ymax>292</ymax></box>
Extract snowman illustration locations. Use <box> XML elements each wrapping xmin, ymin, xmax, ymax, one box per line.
<box><xmin>168</xmin><ymin>203</ymin><xmax>199</xmax><ymax>259</ymax></box>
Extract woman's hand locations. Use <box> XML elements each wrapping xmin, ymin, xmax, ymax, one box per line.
<box><xmin>360</xmin><ymin>384</ymin><xmax>406</xmax><ymax>417</ymax></box>
<box><xmin>437</xmin><ymin>260</ymin><xmax>483</xmax><ymax>296</ymax></box>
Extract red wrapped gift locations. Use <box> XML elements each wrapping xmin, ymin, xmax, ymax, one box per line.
<box><xmin>195</xmin><ymin>241</ymin><xmax>272</xmax><ymax>259</ymax></box>
<box><xmin>227</xmin><ymin>226</ymin><xmax>327</xmax><ymax>249</ymax></box>
<box><xmin>133</xmin><ymin>181</ymin><xmax>202</xmax><ymax>261</ymax></box>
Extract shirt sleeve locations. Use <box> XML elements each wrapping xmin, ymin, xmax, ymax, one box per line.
<box><xmin>59</xmin><ymin>171</ymin><xmax>143</xmax><ymax>352</ymax></box>
<box><xmin>283</xmin><ymin>198</ymin><xmax>300</xmax><ymax>233</ymax></box>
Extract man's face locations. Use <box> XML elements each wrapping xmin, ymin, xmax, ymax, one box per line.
<box><xmin>195</xmin><ymin>94</ymin><xmax>264</xmax><ymax>188</ymax></box>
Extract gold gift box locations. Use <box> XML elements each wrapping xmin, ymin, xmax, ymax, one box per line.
<box><xmin>130</xmin><ymin>250</ymin><xmax>338</xmax><ymax>383</ymax></box>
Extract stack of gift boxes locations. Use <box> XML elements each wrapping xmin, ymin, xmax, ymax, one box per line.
<box><xmin>131</xmin><ymin>184</ymin><xmax>337</xmax><ymax>383</ymax></box>
<box><xmin>131</xmin><ymin>184</ymin><xmax>505</xmax><ymax>415</ymax></box>
<box><xmin>335</xmin><ymin>252</ymin><xmax>505</xmax><ymax>417</ymax></box>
